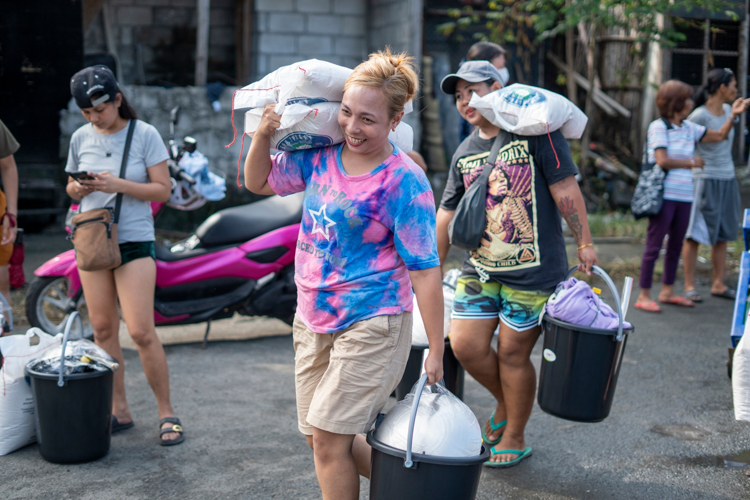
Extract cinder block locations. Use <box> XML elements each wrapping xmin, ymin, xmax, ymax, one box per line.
<box><xmin>342</xmin><ymin>15</ymin><xmax>365</xmax><ymax>36</ymax></box>
<box><xmin>333</xmin><ymin>0</ymin><xmax>365</xmax><ymax>15</ymax></box>
<box><xmin>255</xmin><ymin>0</ymin><xmax>294</xmax><ymax>12</ymax></box>
<box><xmin>296</xmin><ymin>0</ymin><xmax>331</xmax><ymax>13</ymax></box>
<box><xmin>134</xmin><ymin>0</ymin><xmax>170</xmax><ymax>6</ymax></box>
<box><xmin>118</xmin><ymin>6</ymin><xmax>153</xmax><ymax>25</ymax></box>
<box><xmin>269</xmin><ymin>13</ymin><xmax>306</xmax><ymax>33</ymax></box>
<box><xmin>154</xmin><ymin>7</ymin><xmax>190</xmax><ymax>25</ymax></box>
<box><xmin>297</xmin><ymin>35</ymin><xmax>333</xmax><ymax>55</ymax></box>
<box><xmin>270</xmin><ymin>55</ymin><xmax>305</xmax><ymax>71</ymax></box>
<box><xmin>120</xmin><ymin>26</ymin><xmax>133</xmax><ymax>45</ymax></box>
<box><xmin>211</xmin><ymin>27</ymin><xmax>235</xmax><ymax>46</ymax></box>
<box><xmin>210</xmin><ymin>8</ymin><xmax>234</xmax><ymax>26</ymax></box>
<box><xmin>259</xmin><ymin>33</ymin><xmax>297</xmax><ymax>54</ymax></box>
<box><xmin>341</xmin><ymin>56</ymin><xmax>365</xmax><ymax>69</ymax></box>
<box><xmin>307</xmin><ymin>14</ymin><xmax>343</xmax><ymax>35</ymax></box>
<box><xmin>255</xmin><ymin>13</ymin><xmax>270</xmax><ymax>33</ymax></box>
<box><xmin>334</xmin><ymin>35</ymin><xmax>365</xmax><ymax>56</ymax></box>
<box><xmin>136</xmin><ymin>26</ymin><xmax>173</xmax><ymax>45</ymax></box>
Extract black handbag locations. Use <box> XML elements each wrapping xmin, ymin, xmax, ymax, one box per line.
<box><xmin>630</xmin><ymin>132</ymin><xmax>665</xmax><ymax>220</ymax></box>
<box><xmin>448</xmin><ymin>132</ymin><xmax>506</xmax><ymax>251</ymax></box>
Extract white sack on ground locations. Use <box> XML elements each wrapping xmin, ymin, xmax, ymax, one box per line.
<box><xmin>733</xmin><ymin>316</ymin><xmax>750</xmax><ymax>421</ymax></box>
<box><xmin>378</xmin><ymin>382</ymin><xmax>482</xmax><ymax>458</ymax></box>
<box><xmin>245</xmin><ymin>103</ymin><xmax>414</xmax><ymax>152</ymax></box>
<box><xmin>468</xmin><ymin>84</ymin><xmax>588</xmax><ymax>139</ymax></box>
<box><xmin>0</xmin><ymin>328</ymin><xmax>61</xmax><ymax>455</ymax></box>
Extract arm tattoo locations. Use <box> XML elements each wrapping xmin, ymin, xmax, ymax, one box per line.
<box><xmin>558</xmin><ymin>196</ymin><xmax>583</xmax><ymax>243</ymax></box>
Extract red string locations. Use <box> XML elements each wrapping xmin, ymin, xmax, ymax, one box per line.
<box><xmin>225</xmin><ymin>86</ymin><xmax>282</xmax><ymax>149</ymax></box>
<box><xmin>546</xmin><ymin>122</ymin><xmax>561</xmax><ymax>169</ymax></box>
<box><xmin>236</xmin><ymin>132</ymin><xmax>246</xmax><ymax>188</ymax></box>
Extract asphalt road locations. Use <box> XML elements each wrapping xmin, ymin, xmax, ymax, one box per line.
<box><xmin>5</xmin><ymin>233</ymin><xmax>750</xmax><ymax>499</ymax></box>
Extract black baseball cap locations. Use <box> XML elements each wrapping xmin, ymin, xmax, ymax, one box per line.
<box><xmin>440</xmin><ymin>60</ymin><xmax>505</xmax><ymax>95</ymax></box>
<box><xmin>70</xmin><ymin>65</ymin><xmax>119</xmax><ymax>109</ymax></box>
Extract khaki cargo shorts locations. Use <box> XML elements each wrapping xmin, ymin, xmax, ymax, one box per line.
<box><xmin>293</xmin><ymin>312</ymin><xmax>412</xmax><ymax>436</ymax></box>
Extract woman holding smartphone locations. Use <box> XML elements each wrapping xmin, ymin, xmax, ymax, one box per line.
<box><xmin>66</xmin><ymin>65</ymin><xmax>184</xmax><ymax>445</ymax></box>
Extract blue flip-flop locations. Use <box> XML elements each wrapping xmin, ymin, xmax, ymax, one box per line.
<box><xmin>484</xmin><ymin>446</ymin><xmax>533</xmax><ymax>468</ymax></box>
<box><xmin>481</xmin><ymin>411</ymin><xmax>507</xmax><ymax>446</ymax></box>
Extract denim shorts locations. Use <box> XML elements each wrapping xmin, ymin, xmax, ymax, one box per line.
<box><xmin>118</xmin><ymin>241</ymin><xmax>155</xmax><ymax>267</ymax></box>
<box><xmin>451</xmin><ymin>275</ymin><xmax>552</xmax><ymax>332</ymax></box>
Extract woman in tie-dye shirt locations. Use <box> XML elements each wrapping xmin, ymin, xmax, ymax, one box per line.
<box><xmin>245</xmin><ymin>50</ymin><xmax>444</xmax><ymax>499</ymax></box>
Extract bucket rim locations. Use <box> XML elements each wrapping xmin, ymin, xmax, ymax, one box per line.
<box><xmin>542</xmin><ymin>315</ymin><xmax>634</xmax><ymax>336</ymax></box>
<box><xmin>24</xmin><ymin>364</ymin><xmax>113</xmax><ymax>382</ymax></box>
<box><xmin>366</xmin><ymin>430</ymin><xmax>491</xmax><ymax>466</ymax></box>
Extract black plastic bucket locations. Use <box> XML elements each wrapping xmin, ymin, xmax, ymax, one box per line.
<box><xmin>537</xmin><ymin>266</ymin><xmax>633</xmax><ymax>423</ymax></box>
<box><xmin>368</xmin><ymin>375</ymin><xmax>490</xmax><ymax>500</ymax></box>
<box><xmin>395</xmin><ymin>340</ymin><xmax>465</xmax><ymax>401</ymax></box>
<box><xmin>24</xmin><ymin>313</ymin><xmax>114</xmax><ymax>463</ymax></box>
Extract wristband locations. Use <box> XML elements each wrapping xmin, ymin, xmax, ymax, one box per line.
<box><xmin>577</xmin><ymin>243</ymin><xmax>593</xmax><ymax>250</ymax></box>
<box><xmin>3</xmin><ymin>213</ymin><xmax>16</xmax><ymax>228</ymax></box>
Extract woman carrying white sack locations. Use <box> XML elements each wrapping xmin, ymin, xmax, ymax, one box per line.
<box><xmin>244</xmin><ymin>49</ymin><xmax>444</xmax><ymax>500</ymax></box>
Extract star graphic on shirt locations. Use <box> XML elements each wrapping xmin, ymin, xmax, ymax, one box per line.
<box><xmin>308</xmin><ymin>203</ymin><xmax>337</xmax><ymax>241</ymax></box>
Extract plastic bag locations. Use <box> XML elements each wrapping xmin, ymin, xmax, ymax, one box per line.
<box><xmin>733</xmin><ymin>320</ymin><xmax>750</xmax><ymax>422</ymax></box>
<box><xmin>245</xmin><ymin>103</ymin><xmax>414</xmax><ymax>152</ymax></box>
<box><xmin>177</xmin><ymin>150</ymin><xmax>227</xmax><ymax>201</ymax></box>
<box><xmin>468</xmin><ymin>84</ymin><xmax>588</xmax><ymax>139</ymax></box>
<box><xmin>412</xmin><ymin>270</ymin><xmax>461</xmax><ymax>346</ymax></box>
<box><xmin>0</xmin><ymin>328</ymin><xmax>61</xmax><ymax>455</ymax></box>
<box><xmin>377</xmin><ymin>381</ymin><xmax>482</xmax><ymax>458</ymax></box>
<box><xmin>29</xmin><ymin>338</ymin><xmax>119</xmax><ymax>376</ymax></box>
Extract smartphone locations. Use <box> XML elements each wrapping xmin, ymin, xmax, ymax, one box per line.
<box><xmin>69</xmin><ymin>171</ymin><xmax>96</xmax><ymax>181</ymax></box>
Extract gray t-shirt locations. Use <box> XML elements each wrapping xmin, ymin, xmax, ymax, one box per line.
<box><xmin>688</xmin><ymin>104</ymin><xmax>735</xmax><ymax>180</ymax></box>
<box><xmin>66</xmin><ymin>120</ymin><xmax>169</xmax><ymax>244</ymax></box>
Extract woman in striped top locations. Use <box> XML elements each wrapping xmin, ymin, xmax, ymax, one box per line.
<box><xmin>634</xmin><ymin>79</ymin><xmax>746</xmax><ymax>313</ymax></box>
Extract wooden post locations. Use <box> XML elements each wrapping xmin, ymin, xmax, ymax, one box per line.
<box><xmin>195</xmin><ymin>0</ymin><xmax>211</xmax><ymax>87</ymax></box>
<box><xmin>101</xmin><ymin>1</ymin><xmax>121</xmax><ymax>82</ymax></box>
<box><xmin>737</xmin><ymin>0</ymin><xmax>749</xmax><ymax>163</ymax></box>
<box><xmin>237</xmin><ymin>0</ymin><xmax>253</xmax><ymax>84</ymax></box>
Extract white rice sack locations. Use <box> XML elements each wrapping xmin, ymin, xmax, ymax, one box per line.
<box><xmin>245</xmin><ymin>103</ymin><xmax>414</xmax><ymax>152</ymax></box>
<box><xmin>468</xmin><ymin>84</ymin><xmax>588</xmax><ymax>139</ymax></box>
<box><xmin>233</xmin><ymin>58</ymin><xmax>414</xmax><ymax>114</ymax></box>
<box><xmin>0</xmin><ymin>328</ymin><xmax>62</xmax><ymax>455</ymax></box>
<box><xmin>233</xmin><ymin>59</ymin><xmax>352</xmax><ymax>110</ymax></box>
<box><xmin>734</xmin><ymin>317</ymin><xmax>750</xmax><ymax>422</ymax></box>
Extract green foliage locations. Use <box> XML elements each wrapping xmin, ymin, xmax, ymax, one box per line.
<box><xmin>440</xmin><ymin>0</ymin><xmax>741</xmax><ymax>51</ymax></box>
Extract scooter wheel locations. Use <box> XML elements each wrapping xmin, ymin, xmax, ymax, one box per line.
<box><xmin>25</xmin><ymin>276</ymin><xmax>94</xmax><ymax>337</ymax></box>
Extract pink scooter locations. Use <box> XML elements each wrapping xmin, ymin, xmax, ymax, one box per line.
<box><xmin>26</xmin><ymin>193</ymin><xmax>302</xmax><ymax>344</ymax></box>
<box><xmin>26</xmin><ymin>106</ymin><xmax>302</xmax><ymax>344</ymax></box>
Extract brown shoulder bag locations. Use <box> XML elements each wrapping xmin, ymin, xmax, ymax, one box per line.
<box><xmin>69</xmin><ymin>120</ymin><xmax>135</xmax><ymax>271</ymax></box>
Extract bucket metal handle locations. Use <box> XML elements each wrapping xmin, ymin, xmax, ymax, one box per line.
<box><xmin>403</xmin><ymin>373</ymin><xmax>430</xmax><ymax>469</ymax></box>
<box><xmin>564</xmin><ymin>265</ymin><xmax>625</xmax><ymax>342</ymax></box>
<box><xmin>57</xmin><ymin>312</ymin><xmax>83</xmax><ymax>387</ymax></box>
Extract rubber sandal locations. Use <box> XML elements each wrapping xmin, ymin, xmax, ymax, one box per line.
<box><xmin>659</xmin><ymin>296</ymin><xmax>695</xmax><ymax>307</ymax></box>
<box><xmin>634</xmin><ymin>301</ymin><xmax>661</xmax><ymax>313</ymax></box>
<box><xmin>481</xmin><ymin>411</ymin><xmax>507</xmax><ymax>447</ymax></box>
<box><xmin>159</xmin><ymin>417</ymin><xmax>185</xmax><ymax>446</ymax></box>
<box><xmin>484</xmin><ymin>446</ymin><xmax>533</xmax><ymax>468</ymax></box>
<box><xmin>685</xmin><ymin>289</ymin><xmax>703</xmax><ymax>303</ymax></box>
<box><xmin>711</xmin><ymin>288</ymin><xmax>736</xmax><ymax>300</ymax></box>
<box><xmin>111</xmin><ymin>415</ymin><xmax>134</xmax><ymax>434</ymax></box>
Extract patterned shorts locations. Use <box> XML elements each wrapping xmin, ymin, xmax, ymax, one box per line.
<box><xmin>451</xmin><ymin>275</ymin><xmax>552</xmax><ymax>332</ymax></box>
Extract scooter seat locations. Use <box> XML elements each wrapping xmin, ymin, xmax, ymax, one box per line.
<box><xmin>196</xmin><ymin>192</ymin><xmax>304</xmax><ymax>248</ymax></box>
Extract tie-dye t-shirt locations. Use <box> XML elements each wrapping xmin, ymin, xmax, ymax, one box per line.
<box><xmin>268</xmin><ymin>143</ymin><xmax>440</xmax><ymax>334</ymax></box>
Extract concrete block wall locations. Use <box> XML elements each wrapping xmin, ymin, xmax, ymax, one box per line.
<box><xmin>367</xmin><ymin>0</ymin><xmax>423</xmax><ymax>149</ymax></box>
<box><xmin>253</xmin><ymin>0</ymin><xmax>368</xmax><ymax>79</ymax></box>
<box><xmin>84</xmin><ymin>0</ymin><xmax>237</xmax><ymax>86</ymax></box>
